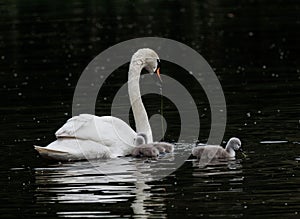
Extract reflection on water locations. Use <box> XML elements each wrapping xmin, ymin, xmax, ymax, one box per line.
<box><xmin>35</xmin><ymin>160</ymin><xmax>161</xmax><ymax>217</ymax></box>
<box><xmin>33</xmin><ymin>144</ymin><xmax>191</xmax><ymax>218</ymax></box>
<box><xmin>33</xmin><ymin>152</ymin><xmax>245</xmax><ymax>218</ymax></box>
<box><xmin>189</xmin><ymin>159</ymin><xmax>244</xmax><ymax>218</ymax></box>
<box><xmin>5</xmin><ymin>142</ymin><xmax>300</xmax><ymax>218</ymax></box>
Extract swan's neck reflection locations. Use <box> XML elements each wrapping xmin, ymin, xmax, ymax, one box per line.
<box><xmin>131</xmin><ymin>174</ymin><xmax>151</xmax><ymax>216</ymax></box>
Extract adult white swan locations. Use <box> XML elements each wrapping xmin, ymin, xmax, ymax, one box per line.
<box><xmin>34</xmin><ymin>48</ymin><xmax>161</xmax><ymax>161</ymax></box>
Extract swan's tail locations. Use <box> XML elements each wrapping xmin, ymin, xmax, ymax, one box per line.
<box><xmin>34</xmin><ymin>145</ymin><xmax>72</xmax><ymax>161</ymax></box>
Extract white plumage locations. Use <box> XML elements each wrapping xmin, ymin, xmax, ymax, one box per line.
<box><xmin>35</xmin><ymin>48</ymin><xmax>161</xmax><ymax>161</ymax></box>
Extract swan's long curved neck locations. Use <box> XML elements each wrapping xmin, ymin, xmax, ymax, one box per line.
<box><xmin>128</xmin><ymin>61</ymin><xmax>153</xmax><ymax>143</ymax></box>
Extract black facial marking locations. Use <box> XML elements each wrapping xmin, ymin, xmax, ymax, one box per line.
<box><xmin>155</xmin><ymin>59</ymin><xmax>161</xmax><ymax>73</ymax></box>
<box><xmin>157</xmin><ymin>59</ymin><xmax>161</xmax><ymax>68</ymax></box>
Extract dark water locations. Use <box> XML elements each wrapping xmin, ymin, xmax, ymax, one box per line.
<box><xmin>1</xmin><ymin>0</ymin><xmax>300</xmax><ymax>218</ymax></box>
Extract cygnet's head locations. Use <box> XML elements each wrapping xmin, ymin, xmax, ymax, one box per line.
<box><xmin>132</xmin><ymin>48</ymin><xmax>161</xmax><ymax>81</ymax></box>
<box><xmin>134</xmin><ymin>132</ymin><xmax>148</xmax><ymax>146</ymax></box>
<box><xmin>227</xmin><ymin>137</ymin><xmax>242</xmax><ymax>150</ymax></box>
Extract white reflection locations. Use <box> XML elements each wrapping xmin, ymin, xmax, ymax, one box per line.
<box><xmin>34</xmin><ymin>155</ymin><xmax>175</xmax><ymax>218</ymax></box>
<box><xmin>191</xmin><ymin>158</ymin><xmax>243</xmax><ymax>181</ymax></box>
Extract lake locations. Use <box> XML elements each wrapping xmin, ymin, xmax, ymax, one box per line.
<box><xmin>1</xmin><ymin>0</ymin><xmax>300</xmax><ymax>218</ymax></box>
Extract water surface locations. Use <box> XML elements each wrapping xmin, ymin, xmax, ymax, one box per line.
<box><xmin>1</xmin><ymin>0</ymin><xmax>300</xmax><ymax>218</ymax></box>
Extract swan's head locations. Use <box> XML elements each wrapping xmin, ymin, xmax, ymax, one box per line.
<box><xmin>132</xmin><ymin>48</ymin><xmax>161</xmax><ymax>81</ymax></box>
<box><xmin>227</xmin><ymin>137</ymin><xmax>242</xmax><ymax>151</ymax></box>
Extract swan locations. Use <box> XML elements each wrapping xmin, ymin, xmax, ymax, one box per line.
<box><xmin>192</xmin><ymin>137</ymin><xmax>242</xmax><ymax>159</ymax></box>
<box><xmin>34</xmin><ymin>48</ymin><xmax>161</xmax><ymax>161</ymax></box>
<box><xmin>131</xmin><ymin>132</ymin><xmax>174</xmax><ymax>157</ymax></box>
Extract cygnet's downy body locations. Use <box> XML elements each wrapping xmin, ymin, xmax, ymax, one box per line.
<box><xmin>131</xmin><ymin>133</ymin><xmax>174</xmax><ymax>158</ymax></box>
<box><xmin>131</xmin><ymin>144</ymin><xmax>160</xmax><ymax>158</ymax></box>
<box><xmin>192</xmin><ymin>137</ymin><xmax>242</xmax><ymax>159</ymax></box>
<box><xmin>153</xmin><ymin>142</ymin><xmax>174</xmax><ymax>153</ymax></box>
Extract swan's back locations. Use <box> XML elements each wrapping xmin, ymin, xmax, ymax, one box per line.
<box><xmin>55</xmin><ymin>114</ymin><xmax>137</xmax><ymax>156</ymax></box>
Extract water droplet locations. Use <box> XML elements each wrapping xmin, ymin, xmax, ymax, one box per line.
<box><xmin>13</xmin><ymin>73</ymin><xmax>18</xmax><ymax>77</ymax></box>
<box><xmin>1</xmin><ymin>55</ymin><xmax>5</xmax><ymax>60</ymax></box>
<box><xmin>180</xmin><ymin>8</ymin><xmax>186</xmax><ymax>13</ymax></box>
<box><xmin>248</xmin><ymin>32</ymin><xmax>253</xmax><ymax>36</ymax></box>
<box><xmin>227</xmin><ymin>13</ymin><xmax>235</xmax><ymax>18</ymax></box>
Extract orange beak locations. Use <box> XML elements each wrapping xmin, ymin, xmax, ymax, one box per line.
<box><xmin>156</xmin><ymin>67</ymin><xmax>162</xmax><ymax>82</ymax></box>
